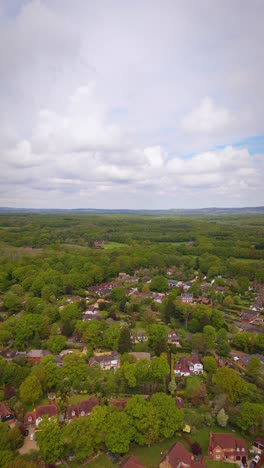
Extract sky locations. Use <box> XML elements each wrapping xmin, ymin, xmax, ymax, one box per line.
<box><xmin>0</xmin><ymin>0</ymin><xmax>264</xmax><ymax>209</ymax></box>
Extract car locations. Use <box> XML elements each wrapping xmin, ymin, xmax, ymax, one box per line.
<box><xmin>18</xmin><ymin>425</ymin><xmax>29</xmax><ymax>437</ymax></box>
<box><xmin>30</xmin><ymin>433</ymin><xmax>35</xmax><ymax>441</ymax></box>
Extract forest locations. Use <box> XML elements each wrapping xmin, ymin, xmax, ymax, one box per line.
<box><xmin>0</xmin><ymin>212</ymin><xmax>263</xmax><ymax>467</ymax></box>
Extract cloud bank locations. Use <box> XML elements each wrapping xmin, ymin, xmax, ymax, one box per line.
<box><xmin>0</xmin><ymin>0</ymin><xmax>263</xmax><ymax>208</ymax></box>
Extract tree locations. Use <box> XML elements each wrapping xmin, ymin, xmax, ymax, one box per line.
<box><xmin>216</xmin><ymin>328</ymin><xmax>230</xmax><ymax>356</ymax></box>
<box><xmin>47</xmin><ymin>335</ymin><xmax>67</xmax><ymax>354</ymax></box>
<box><xmin>110</xmin><ymin>287</ymin><xmax>126</xmax><ymax>302</ymax></box>
<box><xmin>212</xmin><ymin>367</ymin><xmax>248</xmax><ymax>403</ymax></box>
<box><xmin>191</xmin><ymin>442</ymin><xmax>202</xmax><ymax>455</ymax></box>
<box><xmin>19</xmin><ymin>375</ymin><xmax>42</xmax><ymax>405</ymax></box>
<box><xmin>61</xmin><ymin>354</ymin><xmax>88</xmax><ymax>390</ymax></box>
<box><xmin>8</xmin><ymin>426</ymin><xmax>23</xmax><ymax>450</ymax></box>
<box><xmin>247</xmin><ymin>356</ymin><xmax>262</xmax><ymax>382</ymax></box>
<box><xmin>125</xmin><ymin>396</ymin><xmax>149</xmax><ymax>445</ymax></box>
<box><xmin>118</xmin><ymin>327</ymin><xmax>132</xmax><ymax>353</ymax></box>
<box><xmin>148</xmin><ymin>324</ymin><xmax>168</xmax><ymax>356</ymax></box>
<box><xmin>216</xmin><ymin>408</ymin><xmax>229</xmax><ymax>427</ymax></box>
<box><xmin>142</xmin><ymin>403</ymin><xmax>160</xmax><ymax>446</ymax></box>
<box><xmin>0</xmin><ymin>422</ymin><xmax>10</xmax><ymax>451</ymax></box>
<box><xmin>35</xmin><ymin>417</ymin><xmax>64</xmax><ymax>464</ymax></box>
<box><xmin>151</xmin><ymin>393</ymin><xmax>184</xmax><ymax>439</ymax></box>
<box><xmin>236</xmin><ymin>402</ymin><xmax>264</xmax><ymax>432</ymax></box>
<box><xmin>203</xmin><ymin>356</ymin><xmax>217</xmax><ymax>374</ymax></box>
<box><xmin>150</xmin><ymin>276</ymin><xmax>168</xmax><ymax>293</ymax></box>
<box><xmin>3</xmin><ymin>294</ymin><xmax>22</xmax><ymax>314</ymax></box>
<box><xmin>105</xmin><ymin>411</ymin><xmax>133</xmax><ymax>455</ymax></box>
<box><xmin>203</xmin><ymin>325</ymin><xmax>216</xmax><ymax>351</ymax></box>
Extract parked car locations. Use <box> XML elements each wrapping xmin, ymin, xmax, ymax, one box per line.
<box><xmin>18</xmin><ymin>425</ymin><xmax>29</xmax><ymax>437</ymax></box>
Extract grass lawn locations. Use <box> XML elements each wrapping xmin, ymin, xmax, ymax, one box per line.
<box><xmin>128</xmin><ymin>436</ymin><xmax>182</xmax><ymax>468</ymax></box>
<box><xmin>103</xmin><ymin>242</ymin><xmax>128</xmax><ymax>249</ymax></box>
<box><xmin>68</xmin><ymin>393</ymin><xmax>92</xmax><ymax>405</ymax></box>
<box><xmin>187</xmin><ymin>425</ymin><xmax>252</xmax><ymax>455</ymax></box>
<box><xmin>87</xmin><ymin>454</ymin><xmax>114</xmax><ymax>467</ymax></box>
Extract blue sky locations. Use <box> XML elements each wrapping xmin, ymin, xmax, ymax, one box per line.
<box><xmin>0</xmin><ymin>0</ymin><xmax>263</xmax><ymax>209</ymax></box>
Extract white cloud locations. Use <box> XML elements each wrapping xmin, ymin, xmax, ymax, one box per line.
<box><xmin>0</xmin><ymin>0</ymin><xmax>264</xmax><ymax>208</ymax></box>
<box><xmin>182</xmin><ymin>97</ymin><xmax>238</xmax><ymax>135</ymax></box>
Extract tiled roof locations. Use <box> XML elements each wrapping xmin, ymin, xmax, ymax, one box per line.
<box><xmin>161</xmin><ymin>442</ymin><xmax>193</xmax><ymax>466</ymax></box>
<box><xmin>121</xmin><ymin>456</ymin><xmax>144</xmax><ymax>468</ymax></box>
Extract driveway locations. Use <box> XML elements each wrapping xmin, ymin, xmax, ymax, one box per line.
<box><xmin>18</xmin><ymin>428</ymin><xmax>38</xmax><ymax>455</ymax></box>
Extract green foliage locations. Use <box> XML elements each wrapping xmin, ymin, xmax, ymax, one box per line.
<box><xmin>35</xmin><ymin>417</ymin><xmax>64</xmax><ymax>464</ymax></box>
<box><xmin>151</xmin><ymin>392</ymin><xmax>184</xmax><ymax>438</ymax></box>
<box><xmin>216</xmin><ymin>408</ymin><xmax>228</xmax><ymax>427</ymax></box>
<box><xmin>236</xmin><ymin>402</ymin><xmax>264</xmax><ymax>432</ymax></box>
<box><xmin>212</xmin><ymin>367</ymin><xmax>249</xmax><ymax>403</ymax></box>
<box><xmin>105</xmin><ymin>411</ymin><xmax>133</xmax><ymax>455</ymax></box>
<box><xmin>150</xmin><ymin>276</ymin><xmax>168</xmax><ymax>292</ymax></box>
<box><xmin>118</xmin><ymin>327</ymin><xmax>132</xmax><ymax>353</ymax></box>
<box><xmin>203</xmin><ymin>356</ymin><xmax>217</xmax><ymax>374</ymax></box>
<box><xmin>19</xmin><ymin>375</ymin><xmax>42</xmax><ymax>405</ymax></box>
<box><xmin>47</xmin><ymin>335</ymin><xmax>67</xmax><ymax>354</ymax></box>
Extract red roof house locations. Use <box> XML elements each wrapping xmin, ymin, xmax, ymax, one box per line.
<box><xmin>160</xmin><ymin>442</ymin><xmax>205</xmax><ymax>468</ymax></box>
<box><xmin>209</xmin><ymin>433</ymin><xmax>248</xmax><ymax>464</ymax></box>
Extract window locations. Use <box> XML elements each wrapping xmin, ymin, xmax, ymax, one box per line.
<box><xmin>80</xmin><ymin>411</ymin><xmax>85</xmax><ymax>416</ymax></box>
<box><xmin>216</xmin><ymin>449</ymin><xmax>221</xmax><ymax>453</ymax></box>
<box><xmin>72</xmin><ymin>411</ymin><xmax>75</xmax><ymax>416</ymax></box>
<box><xmin>28</xmin><ymin>416</ymin><xmax>32</xmax><ymax>422</ymax></box>
<box><xmin>242</xmin><ymin>448</ymin><xmax>245</xmax><ymax>452</ymax></box>
<box><xmin>216</xmin><ymin>455</ymin><xmax>220</xmax><ymax>459</ymax></box>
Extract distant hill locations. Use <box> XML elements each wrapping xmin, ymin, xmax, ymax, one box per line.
<box><xmin>0</xmin><ymin>206</ymin><xmax>264</xmax><ymax>214</ymax></box>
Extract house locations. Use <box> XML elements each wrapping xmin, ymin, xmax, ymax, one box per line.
<box><xmin>24</xmin><ymin>403</ymin><xmax>58</xmax><ymax>426</ymax></box>
<box><xmin>150</xmin><ymin>292</ymin><xmax>167</xmax><ymax>303</ymax></box>
<box><xmin>129</xmin><ymin>352</ymin><xmax>151</xmax><ymax>361</ymax></box>
<box><xmin>197</xmin><ymin>297</ymin><xmax>212</xmax><ymax>306</ymax></box>
<box><xmin>167</xmin><ymin>268</ymin><xmax>176</xmax><ymax>276</ymax></box>
<box><xmin>252</xmin><ymin>437</ymin><xmax>264</xmax><ymax>454</ymax></box>
<box><xmin>26</xmin><ymin>349</ymin><xmax>51</xmax><ymax>364</ymax></box>
<box><xmin>109</xmin><ymin>398</ymin><xmax>131</xmax><ymax>411</ymax></box>
<box><xmin>88</xmin><ymin>351</ymin><xmax>120</xmax><ymax>370</ymax></box>
<box><xmin>131</xmin><ymin>329</ymin><xmax>148</xmax><ymax>343</ymax></box>
<box><xmin>183</xmin><ymin>283</ymin><xmax>192</xmax><ymax>291</ymax></box>
<box><xmin>181</xmin><ymin>293</ymin><xmax>193</xmax><ymax>304</ymax></box>
<box><xmin>174</xmin><ymin>355</ymin><xmax>203</xmax><ymax>377</ymax></box>
<box><xmin>253</xmin><ymin>437</ymin><xmax>264</xmax><ymax>454</ymax></box>
<box><xmin>160</xmin><ymin>442</ymin><xmax>205</xmax><ymax>468</ymax></box>
<box><xmin>122</xmin><ymin>456</ymin><xmax>144</xmax><ymax>468</ymax></box>
<box><xmin>208</xmin><ymin>433</ymin><xmax>248</xmax><ymax>465</ymax></box>
<box><xmin>168</xmin><ymin>280</ymin><xmax>180</xmax><ymax>288</ymax></box>
<box><xmin>66</xmin><ymin>397</ymin><xmax>100</xmax><ymax>422</ymax></box>
<box><xmin>240</xmin><ymin>310</ymin><xmax>259</xmax><ymax>323</ymax></box>
<box><xmin>167</xmin><ymin>332</ymin><xmax>180</xmax><ymax>346</ymax></box>
<box><xmin>0</xmin><ymin>403</ymin><xmax>15</xmax><ymax>423</ymax></box>
<box><xmin>66</xmin><ymin>296</ymin><xmax>82</xmax><ymax>304</ymax></box>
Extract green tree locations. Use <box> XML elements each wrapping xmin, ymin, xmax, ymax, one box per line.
<box><xmin>105</xmin><ymin>411</ymin><xmax>133</xmax><ymax>455</ymax></box>
<box><xmin>19</xmin><ymin>375</ymin><xmax>42</xmax><ymax>405</ymax></box>
<box><xmin>236</xmin><ymin>402</ymin><xmax>264</xmax><ymax>432</ymax></box>
<box><xmin>8</xmin><ymin>426</ymin><xmax>24</xmax><ymax>449</ymax></box>
<box><xmin>247</xmin><ymin>356</ymin><xmax>262</xmax><ymax>382</ymax></box>
<box><xmin>212</xmin><ymin>367</ymin><xmax>248</xmax><ymax>403</ymax></box>
<box><xmin>148</xmin><ymin>324</ymin><xmax>168</xmax><ymax>356</ymax></box>
<box><xmin>150</xmin><ymin>276</ymin><xmax>168</xmax><ymax>292</ymax></box>
<box><xmin>47</xmin><ymin>335</ymin><xmax>67</xmax><ymax>354</ymax></box>
<box><xmin>216</xmin><ymin>328</ymin><xmax>230</xmax><ymax>356</ymax></box>
<box><xmin>35</xmin><ymin>417</ymin><xmax>64</xmax><ymax>464</ymax></box>
<box><xmin>203</xmin><ymin>356</ymin><xmax>217</xmax><ymax>374</ymax></box>
<box><xmin>3</xmin><ymin>294</ymin><xmax>22</xmax><ymax>314</ymax></box>
<box><xmin>151</xmin><ymin>393</ymin><xmax>184</xmax><ymax>439</ymax></box>
<box><xmin>203</xmin><ymin>325</ymin><xmax>216</xmax><ymax>351</ymax></box>
<box><xmin>125</xmin><ymin>395</ymin><xmax>149</xmax><ymax>445</ymax></box>
<box><xmin>118</xmin><ymin>327</ymin><xmax>132</xmax><ymax>353</ymax></box>
<box><xmin>216</xmin><ymin>408</ymin><xmax>228</xmax><ymax>428</ymax></box>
